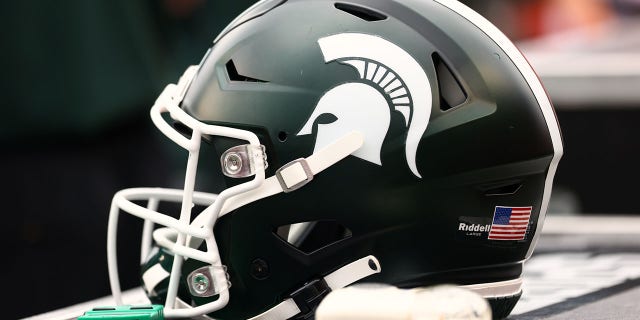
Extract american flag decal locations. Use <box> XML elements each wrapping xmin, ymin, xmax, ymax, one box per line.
<box><xmin>488</xmin><ymin>206</ymin><xmax>532</xmax><ymax>240</ymax></box>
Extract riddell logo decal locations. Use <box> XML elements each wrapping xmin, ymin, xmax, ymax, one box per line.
<box><xmin>459</xmin><ymin>223</ymin><xmax>491</xmax><ymax>233</ymax></box>
<box><xmin>297</xmin><ymin>33</ymin><xmax>432</xmax><ymax>178</ymax></box>
<box><xmin>457</xmin><ymin>216</ymin><xmax>492</xmax><ymax>240</ymax></box>
<box><xmin>457</xmin><ymin>210</ymin><xmax>531</xmax><ymax>244</ymax></box>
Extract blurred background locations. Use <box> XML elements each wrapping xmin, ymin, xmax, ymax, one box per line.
<box><xmin>1</xmin><ymin>1</ymin><xmax>257</xmax><ymax>318</ymax></box>
<box><xmin>2</xmin><ymin>0</ymin><xmax>639</xmax><ymax>319</ymax></box>
<box><xmin>466</xmin><ymin>0</ymin><xmax>640</xmax><ymax>215</ymax></box>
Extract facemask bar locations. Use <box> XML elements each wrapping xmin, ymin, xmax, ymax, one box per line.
<box><xmin>108</xmin><ymin>62</ymin><xmax>367</xmax><ymax>318</ymax></box>
<box><xmin>107</xmin><ymin>65</ymin><xmax>267</xmax><ymax>318</ymax></box>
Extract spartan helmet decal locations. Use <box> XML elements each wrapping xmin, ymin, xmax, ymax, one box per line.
<box><xmin>298</xmin><ymin>33</ymin><xmax>432</xmax><ymax>178</ymax></box>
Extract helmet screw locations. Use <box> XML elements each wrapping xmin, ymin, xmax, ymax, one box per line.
<box><xmin>191</xmin><ymin>272</ymin><xmax>211</xmax><ymax>295</ymax></box>
<box><xmin>250</xmin><ymin>258</ymin><xmax>270</xmax><ymax>280</ymax></box>
<box><xmin>224</xmin><ymin>152</ymin><xmax>243</xmax><ymax>174</ymax></box>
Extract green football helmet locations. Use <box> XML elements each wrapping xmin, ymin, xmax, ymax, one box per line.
<box><xmin>107</xmin><ymin>0</ymin><xmax>563</xmax><ymax>319</ymax></box>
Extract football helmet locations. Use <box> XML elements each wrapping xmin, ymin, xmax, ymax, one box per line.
<box><xmin>107</xmin><ymin>0</ymin><xmax>563</xmax><ymax>319</ymax></box>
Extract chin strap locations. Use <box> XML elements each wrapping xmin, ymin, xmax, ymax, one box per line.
<box><xmin>218</xmin><ymin>130</ymin><xmax>364</xmax><ymax>217</ymax></box>
<box><xmin>143</xmin><ymin>255</ymin><xmax>381</xmax><ymax>320</ymax></box>
<box><xmin>248</xmin><ymin>255</ymin><xmax>381</xmax><ymax>320</ymax></box>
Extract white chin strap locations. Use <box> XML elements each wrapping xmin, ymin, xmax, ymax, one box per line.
<box><xmin>249</xmin><ymin>256</ymin><xmax>382</xmax><ymax>320</ymax></box>
<box><xmin>106</xmin><ymin>65</ymin><xmax>378</xmax><ymax>319</ymax></box>
<box><xmin>140</xmin><ymin>255</ymin><xmax>381</xmax><ymax>320</ymax></box>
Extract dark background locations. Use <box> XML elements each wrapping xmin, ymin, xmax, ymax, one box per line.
<box><xmin>2</xmin><ymin>0</ymin><xmax>638</xmax><ymax>319</ymax></box>
<box><xmin>1</xmin><ymin>1</ymin><xmax>257</xmax><ymax>318</ymax></box>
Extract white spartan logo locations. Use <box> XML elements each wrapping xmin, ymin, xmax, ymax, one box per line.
<box><xmin>297</xmin><ymin>33</ymin><xmax>432</xmax><ymax>178</ymax></box>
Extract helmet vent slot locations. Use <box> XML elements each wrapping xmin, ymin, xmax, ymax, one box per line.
<box><xmin>275</xmin><ymin>220</ymin><xmax>352</xmax><ymax>254</ymax></box>
<box><xmin>334</xmin><ymin>3</ymin><xmax>387</xmax><ymax>21</ymax></box>
<box><xmin>482</xmin><ymin>181</ymin><xmax>523</xmax><ymax>196</ymax></box>
<box><xmin>432</xmin><ymin>53</ymin><xmax>467</xmax><ymax>111</ymax></box>
<box><xmin>226</xmin><ymin>60</ymin><xmax>268</xmax><ymax>83</ymax></box>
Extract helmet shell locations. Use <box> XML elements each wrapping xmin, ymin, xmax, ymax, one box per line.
<box><xmin>163</xmin><ymin>0</ymin><xmax>562</xmax><ymax>318</ymax></box>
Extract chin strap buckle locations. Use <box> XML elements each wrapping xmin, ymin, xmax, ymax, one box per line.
<box><xmin>276</xmin><ymin>158</ymin><xmax>314</xmax><ymax>193</ymax></box>
<box><xmin>247</xmin><ymin>255</ymin><xmax>381</xmax><ymax>320</ymax></box>
<box><xmin>288</xmin><ymin>279</ymin><xmax>332</xmax><ymax>319</ymax></box>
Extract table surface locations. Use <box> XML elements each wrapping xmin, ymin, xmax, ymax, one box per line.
<box><xmin>23</xmin><ymin>214</ymin><xmax>640</xmax><ymax>320</ymax></box>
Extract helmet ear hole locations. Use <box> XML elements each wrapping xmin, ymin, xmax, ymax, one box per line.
<box><xmin>275</xmin><ymin>221</ymin><xmax>352</xmax><ymax>254</ymax></box>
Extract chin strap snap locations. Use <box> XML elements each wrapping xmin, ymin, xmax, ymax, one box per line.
<box><xmin>248</xmin><ymin>255</ymin><xmax>381</xmax><ymax>320</ymax></box>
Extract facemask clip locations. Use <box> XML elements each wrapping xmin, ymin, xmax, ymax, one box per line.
<box><xmin>187</xmin><ymin>265</ymin><xmax>231</xmax><ymax>298</ymax></box>
<box><xmin>221</xmin><ymin>144</ymin><xmax>268</xmax><ymax>178</ymax></box>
